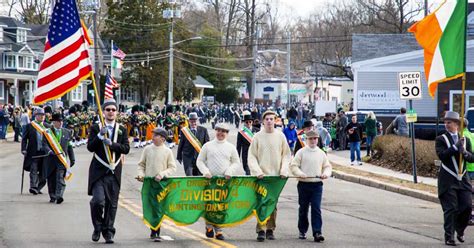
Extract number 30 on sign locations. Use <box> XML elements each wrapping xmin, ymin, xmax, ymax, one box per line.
<box><xmin>399</xmin><ymin>72</ymin><xmax>422</xmax><ymax>100</ymax></box>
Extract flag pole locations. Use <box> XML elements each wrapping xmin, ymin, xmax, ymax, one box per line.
<box><xmin>91</xmin><ymin>72</ymin><xmax>113</xmax><ymax>164</ymax></box>
<box><xmin>458</xmin><ymin>0</ymin><xmax>468</xmax><ymax>177</ymax></box>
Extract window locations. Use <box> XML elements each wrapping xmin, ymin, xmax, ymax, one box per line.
<box><xmin>120</xmin><ymin>88</ymin><xmax>137</xmax><ymax>102</ymax></box>
<box><xmin>263</xmin><ymin>94</ymin><xmax>270</xmax><ymax>100</ymax></box>
<box><xmin>17</xmin><ymin>29</ymin><xmax>27</xmax><ymax>43</ymax></box>
<box><xmin>4</xmin><ymin>54</ymin><xmax>15</xmax><ymax>69</ymax></box>
<box><xmin>18</xmin><ymin>56</ymin><xmax>34</xmax><ymax>70</ymax></box>
<box><xmin>0</xmin><ymin>27</ymin><xmax>3</xmax><ymax>42</ymax></box>
<box><xmin>71</xmin><ymin>84</ymin><xmax>83</xmax><ymax>102</ymax></box>
<box><xmin>0</xmin><ymin>80</ymin><xmax>4</xmax><ymax>100</ymax></box>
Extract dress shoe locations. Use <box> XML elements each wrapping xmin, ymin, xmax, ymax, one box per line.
<box><xmin>257</xmin><ymin>231</ymin><xmax>265</xmax><ymax>242</ymax></box>
<box><xmin>92</xmin><ymin>230</ymin><xmax>101</xmax><ymax>242</ymax></box>
<box><xmin>205</xmin><ymin>227</ymin><xmax>214</xmax><ymax>238</ymax></box>
<box><xmin>56</xmin><ymin>198</ymin><xmax>64</xmax><ymax>204</ymax></box>
<box><xmin>299</xmin><ymin>232</ymin><xmax>307</xmax><ymax>240</ymax></box>
<box><xmin>445</xmin><ymin>239</ymin><xmax>456</xmax><ymax>246</ymax></box>
<box><xmin>314</xmin><ymin>233</ymin><xmax>325</xmax><ymax>243</ymax></box>
<box><xmin>29</xmin><ymin>188</ymin><xmax>38</xmax><ymax>195</ymax></box>
<box><xmin>153</xmin><ymin>236</ymin><xmax>162</xmax><ymax>242</ymax></box>
<box><xmin>49</xmin><ymin>198</ymin><xmax>56</xmax><ymax>203</ymax></box>
<box><xmin>105</xmin><ymin>237</ymin><xmax>114</xmax><ymax>244</ymax></box>
<box><xmin>456</xmin><ymin>235</ymin><xmax>465</xmax><ymax>243</ymax></box>
<box><xmin>215</xmin><ymin>232</ymin><xmax>225</xmax><ymax>240</ymax></box>
<box><xmin>266</xmin><ymin>230</ymin><xmax>275</xmax><ymax>240</ymax></box>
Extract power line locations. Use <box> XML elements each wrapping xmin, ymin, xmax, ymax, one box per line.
<box><xmin>121</xmin><ymin>55</ymin><xmax>170</xmax><ymax>63</ymax></box>
<box><xmin>175</xmin><ymin>55</ymin><xmax>252</xmax><ymax>72</ymax></box>
<box><xmin>104</xmin><ymin>18</ymin><xmax>170</xmax><ymax>28</ymax></box>
<box><xmin>175</xmin><ymin>49</ymin><xmax>253</xmax><ymax>61</ymax></box>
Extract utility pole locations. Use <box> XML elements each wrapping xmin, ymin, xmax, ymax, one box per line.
<box><xmin>168</xmin><ymin>20</ymin><xmax>174</xmax><ymax>105</ymax></box>
<box><xmin>286</xmin><ymin>31</ymin><xmax>291</xmax><ymax>108</ymax></box>
<box><xmin>424</xmin><ymin>0</ymin><xmax>428</xmax><ymax>16</ymax></box>
<box><xmin>251</xmin><ymin>24</ymin><xmax>259</xmax><ymax>103</ymax></box>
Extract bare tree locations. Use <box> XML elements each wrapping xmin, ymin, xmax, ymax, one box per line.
<box><xmin>18</xmin><ymin>0</ymin><xmax>52</xmax><ymax>24</ymax></box>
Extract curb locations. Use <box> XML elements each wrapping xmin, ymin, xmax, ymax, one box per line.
<box><xmin>331</xmin><ymin>169</ymin><xmax>439</xmax><ymax>203</ymax></box>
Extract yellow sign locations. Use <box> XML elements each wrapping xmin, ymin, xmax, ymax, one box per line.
<box><xmin>406</xmin><ymin>112</ymin><xmax>417</xmax><ymax>123</ymax></box>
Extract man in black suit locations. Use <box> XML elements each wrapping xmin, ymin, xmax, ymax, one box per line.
<box><xmin>43</xmin><ymin>113</ymin><xmax>75</xmax><ymax>204</ymax></box>
<box><xmin>435</xmin><ymin>111</ymin><xmax>474</xmax><ymax>246</ymax></box>
<box><xmin>236</xmin><ymin>113</ymin><xmax>259</xmax><ymax>175</ymax></box>
<box><xmin>21</xmin><ymin>108</ymin><xmax>50</xmax><ymax>195</ymax></box>
<box><xmin>87</xmin><ymin>99</ymin><xmax>130</xmax><ymax>244</ymax></box>
<box><xmin>177</xmin><ymin>112</ymin><xmax>209</xmax><ymax>176</ymax></box>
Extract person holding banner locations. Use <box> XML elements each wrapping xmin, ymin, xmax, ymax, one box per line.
<box><xmin>236</xmin><ymin>112</ymin><xmax>259</xmax><ymax>175</ymax></box>
<box><xmin>21</xmin><ymin>108</ymin><xmax>50</xmax><ymax>195</ymax></box>
<box><xmin>294</xmin><ymin>120</ymin><xmax>314</xmax><ymax>155</ymax></box>
<box><xmin>197</xmin><ymin>123</ymin><xmax>241</xmax><ymax>240</ymax></box>
<box><xmin>290</xmin><ymin>130</ymin><xmax>332</xmax><ymax>242</ymax></box>
<box><xmin>248</xmin><ymin>110</ymin><xmax>291</xmax><ymax>242</ymax></box>
<box><xmin>42</xmin><ymin>113</ymin><xmax>75</xmax><ymax>204</ymax></box>
<box><xmin>136</xmin><ymin>127</ymin><xmax>176</xmax><ymax>242</ymax></box>
<box><xmin>435</xmin><ymin>111</ymin><xmax>474</xmax><ymax>246</ymax></box>
<box><xmin>87</xmin><ymin>99</ymin><xmax>130</xmax><ymax>244</ymax></box>
<box><xmin>177</xmin><ymin>112</ymin><xmax>209</xmax><ymax>176</ymax></box>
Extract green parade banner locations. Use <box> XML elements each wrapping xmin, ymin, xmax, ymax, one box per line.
<box><xmin>141</xmin><ymin>176</ymin><xmax>288</xmax><ymax>230</ymax></box>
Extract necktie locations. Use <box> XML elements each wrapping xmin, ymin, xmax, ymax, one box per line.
<box><xmin>192</xmin><ymin>129</ymin><xmax>197</xmax><ymax>136</ymax></box>
<box><xmin>453</xmin><ymin>134</ymin><xmax>458</xmax><ymax>144</ymax></box>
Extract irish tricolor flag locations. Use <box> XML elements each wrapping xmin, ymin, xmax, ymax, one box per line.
<box><xmin>408</xmin><ymin>0</ymin><xmax>467</xmax><ymax>98</ymax></box>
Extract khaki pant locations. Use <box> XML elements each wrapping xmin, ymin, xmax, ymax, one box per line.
<box><xmin>256</xmin><ymin>209</ymin><xmax>277</xmax><ymax>232</ymax></box>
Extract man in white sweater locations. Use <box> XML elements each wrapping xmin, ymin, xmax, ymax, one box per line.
<box><xmin>290</xmin><ymin>130</ymin><xmax>332</xmax><ymax>243</ymax></box>
<box><xmin>197</xmin><ymin>123</ymin><xmax>240</xmax><ymax>241</ymax></box>
<box><xmin>136</xmin><ymin>127</ymin><xmax>177</xmax><ymax>242</ymax></box>
<box><xmin>248</xmin><ymin>110</ymin><xmax>291</xmax><ymax>242</ymax></box>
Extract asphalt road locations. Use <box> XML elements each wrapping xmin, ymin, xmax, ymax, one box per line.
<box><xmin>0</xmin><ymin>123</ymin><xmax>472</xmax><ymax>247</ymax></box>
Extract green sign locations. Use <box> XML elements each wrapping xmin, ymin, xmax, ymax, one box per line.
<box><xmin>141</xmin><ymin>177</ymin><xmax>287</xmax><ymax>230</ymax></box>
<box><xmin>288</xmin><ymin>89</ymin><xmax>306</xmax><ymax>94</ymax></box>
<box><xmin>406</xmin><ymin>109</ymin><xmax>417</xmax><ymax>123</ymax></box>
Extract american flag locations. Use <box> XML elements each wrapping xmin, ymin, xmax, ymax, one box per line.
<box><xmin>33</xmin><ymin>0</ymin><xmax>93</xmax><ymax>104</ymax></box>
<box><xmin>104</xmin><ymin>73</ymin><xmax>119</xmax><ymax>99</ymax></box>
<box><xmin>112</xmin><ymin>44</ymin><xmax>126</xmax><ymax>60</ymax></box>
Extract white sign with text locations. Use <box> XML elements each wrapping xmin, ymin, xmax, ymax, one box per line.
<box><xmin>399</xmin><ymin>72</ymin><xmax>422</xmax><ymax>100</ymax></box>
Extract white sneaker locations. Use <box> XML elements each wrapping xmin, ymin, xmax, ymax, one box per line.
<box><xmin>350</xmin><ymin>161</ymin><xmax>354</xmax><ymax>166</ymax></box>
<box><xmin>134</xmin><ymin>142</ymin><xmax>139</xmax><ymax>148</ymax></box>
<box><xmin>358</xmin><ymin>161</ymin><xmax>363</xmax><ymax>166</ymax></box>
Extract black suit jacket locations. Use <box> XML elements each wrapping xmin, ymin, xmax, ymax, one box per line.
<box><xmin>21</xmin><ymin>122</ymin><xmax>51</xmax><ymax>171</ymax></box>
<box><xmin>87</xmin><ymin>123</ymin><xmax>130</xmax><ymax>195</ymax></box>
<box><xmin>177</xmin><ymin>125</ymin><xmax>209</xmax><ymax>161</ymax></box>
<box><xmin>42</xmin><ymin>128</ymin><xmax>75</xmax><ymax>177</ymax></box>
<box><xmin>236</xmin><ymin>127</ymin><xmax>259</xmax><ymax>160</ymax></box>
<box><xmin>435</xmin><ymin>132</ymin><xmax>474</xmax><ymax>196</ymax></box>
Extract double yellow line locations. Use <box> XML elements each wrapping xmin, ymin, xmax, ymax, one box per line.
<box><xmin>118</xmin><ymin>197</ymin><xmax>236</xmax><ymax>248</ymax></box>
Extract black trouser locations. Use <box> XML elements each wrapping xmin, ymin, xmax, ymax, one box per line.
<box><xmin>439</xmin><ymin>186</ymin><xmax>472</xmax><ymax>240</ymax></box>
<box><xmin>47</xmin><ymin>165</ymin><xmax>66</xmax><ymax>200</ymax></box>
<box><xmin>90</xmin><ymin>174</ymin><xmax>120</xmax><ymax>238</ymax></box>
<box><xmin>183</xmin><ymin>156</ymin><xmax>202</xmax><ymax>176</ymax></box>
<box><xmin>297</xmin><ymin>181</ymin><xmax>323</xmax><ymax>236</ymax></box>
<box><xmin>13</xmin><ymin>127</ymin><xmax>20</xmax><ymax>142</ymax></box>
<box><xmin>30</xmin><ymin>158</ymin><xmax>46</xmax><ymax>192</ymax></box>
<box><xmin>241</xmin><ymin>152</ymin><xmax>250</xmax><ymax>175</ymax></box>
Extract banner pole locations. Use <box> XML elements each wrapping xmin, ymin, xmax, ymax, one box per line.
<box><xmin>91</xmin><ymin>72</ymin><xmax>113</xmax><ymax>163</ymax></box>
<box><xmin>459</xmin><ymin>73</ymin><xmax>466</xmax><ymax>176</ymax></box>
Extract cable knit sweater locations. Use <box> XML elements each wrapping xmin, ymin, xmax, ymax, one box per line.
<box><xmin>290</xmin><ymin>146</ymin><xmax>332</xmax><ymax>182</ymax></box>
<box><xmin>137</xmin><ymin>143</ymin><xmax>177</xmax><ymax>178</ymax></box>
<box><xmin>196</xmin><ymin>138</ymin><xmax>240</xmax><ymax>176</ymax></box>
<box><xmin>248</xmin><ymin>129</ymin><xmax>291</xmax><ymax>176</ymax></box>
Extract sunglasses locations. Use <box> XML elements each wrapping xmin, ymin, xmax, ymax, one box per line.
<box><xmin>105</xmin><ymin>108</ymin><xmax>117</xmax><ymax>112</ymax></box>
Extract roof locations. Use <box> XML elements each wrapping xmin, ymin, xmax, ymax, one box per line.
<box><xmin>193</xmin><ymin>76</ymin><xmax>214</xmax><ymax>89</ymax></box>
<box><xmin>27</xmin><ymin>24</ymin><xmax>49</xmax><ymax>37</ymax></box>
<box><xmin>351</xmin><ymin>34</ymin><xmax>421</xmax><ymax>63</ymax></box>
<box><xmin>0</xmin><ymin>16</ymin><xmax>28</xmax><ymax>29</ymax></box>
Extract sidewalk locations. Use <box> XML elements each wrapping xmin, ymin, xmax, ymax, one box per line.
<box><xmin>326</xmin><ymin>149</ymin><xmax>439</xmax><ymax>203</ymax></box>
<box><xmin>328</xmin><ymin>150</ymin><xmax>437</xmax><ymax>187</ymax></box>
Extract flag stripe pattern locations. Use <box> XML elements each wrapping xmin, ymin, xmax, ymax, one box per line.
<box><xmin>112</xmin><ymin>45</ymin><xmax>126</xmax><ymax>60</ymax></box>
<box><xmin>105</xmin><ymin>74</ymin><xmax>119</xmax><ymax>99</ymax></box>
<box><xmin>408</xmin><ymin>0</ymin><xmax>467</xmax><ymax>98</ymax></box>
<box><xmin>33</xmin><ymin>0</ymin><xmax>93</xmax><ymax>104</ymax></box>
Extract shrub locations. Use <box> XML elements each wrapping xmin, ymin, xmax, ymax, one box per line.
<box><xmin>371</xmin><ymin>135</ymin><xmax>439</xmax><ymax>178</ymax></box>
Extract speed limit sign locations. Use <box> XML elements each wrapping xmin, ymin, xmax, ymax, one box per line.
<box><xmin>399</xmin><ymin>72</ymin><xmax>422</xmax><ymax>100</ymax></box>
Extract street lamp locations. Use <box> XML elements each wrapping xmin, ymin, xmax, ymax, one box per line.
<box><xmin>168</xmin><ymin>36</ymin><xmax>202</xmax><ymax>105</ymax></box>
